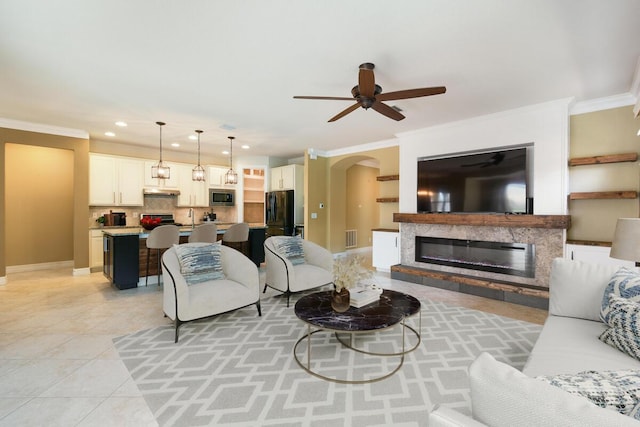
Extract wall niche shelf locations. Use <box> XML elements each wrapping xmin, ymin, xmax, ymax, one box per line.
<box><xmin>568</xmin><ymin>152</ymin><xmax>637</xmax><ymax>167</ymax></box>
<box><xmin>569</xmin><ymin>191</ymin><xmax>638</xmax><ymax>200</ymax></box>
<box><xmin>376</xmin><ymin>174</ymin><xmax>399</xmax><ymax>181</ymax></box>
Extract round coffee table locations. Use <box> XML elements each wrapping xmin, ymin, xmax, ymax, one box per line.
<box><xmin>293</xmin><ymin>289</ymin><xmax>421</xmax><ymax>384</ymax></box>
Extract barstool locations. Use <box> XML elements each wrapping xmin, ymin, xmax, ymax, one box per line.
<box><xmin>145</xmin><ymin>225</ymin><xmax>180</xmax><ymax>286</ymax></box>
<box><xmin>188</xmin><ymin>223</ymin><xmax>218</xmax><ymax>243</ymax></box>
<box><xmin>222</xmin><ymin>223</ymin><xmax>250</xmax><ymax>257</ymax></box>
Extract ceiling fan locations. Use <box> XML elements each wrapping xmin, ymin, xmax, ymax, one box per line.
<box><xmin>293</xmin><ymin>62</ymin><xmax>446</xmax><ymax>122</ymax></box>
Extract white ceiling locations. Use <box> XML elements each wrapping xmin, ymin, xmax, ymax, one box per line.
<box><xmin>1</xmin><ymin>1</ymin><xmax>639</xmax><ymax>163</ymax></box>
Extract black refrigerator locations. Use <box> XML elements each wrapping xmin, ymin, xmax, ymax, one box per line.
<box><xmin>265</xmin><ymin>190</ymin><xmax>294</xmax><ymax>236</ymax></box>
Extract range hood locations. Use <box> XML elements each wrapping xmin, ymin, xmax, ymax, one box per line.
<box><xmin>143</xmin><ymin>188</ymin><xmax>181</xmax><ymax>196</ymax></box>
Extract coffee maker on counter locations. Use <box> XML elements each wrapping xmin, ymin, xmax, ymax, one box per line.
<box><xmin>104</xmin><ymin>211</ymin><xmax>126</xmax><ymax>226</ymax></box>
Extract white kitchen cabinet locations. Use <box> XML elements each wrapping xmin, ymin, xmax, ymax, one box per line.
<box><xmin>144</xmin><ymin>160</ymin><xmax>179</xmax><ymax>189</ymax></box>
<box><xmin>208</xmin><ymin>166</ymin><xmax>235</xmax><ymax>188</ymax></box>
<box><xmin>89</xmin><ymin>229</ymin><xmax>104</xmax><ymax>269</ymax></box>
<box><xmin>90</xmin><ymin>154</ymin><xmax>144</xmax><ymax>206</ymax></box>
<box><xmin>372</xmin><ymin>230</ymin><xmax>400</xmax><ymax>272</ymax></box>
<box><xmin>176</xmin><ymin>164</ymin><xmax>209</xmax><ymax>207</ymax></box>
<box><xmin>565</xmin><ymin>243</ymin><xmax>635</xmax><ymax>268</ymax></box>
<box><xmin>270</xmin><ymin>164</ymin><xmax>302</xmax><ymax>191</ymax></box>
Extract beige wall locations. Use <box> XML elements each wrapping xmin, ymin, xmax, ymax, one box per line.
<box><xmin>568</xmin><ymin>106</ymin><xmax>640</xmax><ymax>242</ymax></box>
<box><xmin>346</xmin><ymin>165</ymin><xmax>379</xmax><ymax>248</ymax></box>
<box><xmin>6</xmin><ymin>144</ymin><xmax>74</xmax><ymax>265</ymax></box>
<box><xmin>0</xmin><ymin>128</ymin><xmax>89</xmax><ymax>277</ymax></box>
<box><xmin>306</xmin><ymin>146</ymin><xmax>399</xmax><ymax>252</ymax></box>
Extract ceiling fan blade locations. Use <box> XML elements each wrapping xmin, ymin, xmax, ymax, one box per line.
<box><xmin>358</xmin><ymin>64</ymin><xmax>376</xmax><ymax>98</ymax></box>
<box><xmin>377</xmin><ymin>86</ymin><xmax>446</xmax><ymax>101</ymax></box>
<box><xmin>371</xmin><ymin>102</ymin><xmax>405</xmax><ymax>121</ymax></box>
<box><xmin>293</xmin><ymin>96</ymin><xmax>354</xmax><ymax>101</ymax></box>
<box><xmin>328</xmin><ymin>103</ymin><xmax>361</xmax><ymax>122</ymax></box>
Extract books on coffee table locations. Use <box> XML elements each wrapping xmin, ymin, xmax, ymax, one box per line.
<box><xmin>350</xmin><ymin>286</ymin><xmax>383</xmax><ymax>308</ymax></box>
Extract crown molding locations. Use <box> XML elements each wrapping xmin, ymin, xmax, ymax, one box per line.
<box><xmin>570</xmin><ymin>93</ymin><xmax>636</xmax><ymax>116</ymax></box>
<box><xmin>323</xmin><ymin>137</ymin><xmax>398</xmax><ymax>158</ymax></box>
<box><xmin>0</xmin><ymin>117</ymin><xmax>89</xmax><ymax>139</ymax></box>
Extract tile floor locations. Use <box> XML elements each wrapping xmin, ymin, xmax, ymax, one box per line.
<box><xmin>0</xmin><ymin>263</ymin><xmax>547</xmax><ymax>426</ymax></box>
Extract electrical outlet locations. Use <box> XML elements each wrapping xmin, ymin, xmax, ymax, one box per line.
<box><xmin>311</xmin><ymin>212</ymin><xmax>318</xmax><ymax>219</ymax></box>
<box><xmin>92</xmin><ymin>212</ymin><xmax>97</xmax><ymax>218</ymax></box>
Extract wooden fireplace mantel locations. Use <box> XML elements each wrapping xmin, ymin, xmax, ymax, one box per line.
<box><xmin>393</xmin><ymin>213</ymin><xmax>571</xmax><ymax>229</ymax></box>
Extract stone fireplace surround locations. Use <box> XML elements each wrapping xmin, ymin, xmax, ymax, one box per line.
<box><xmin>391</xmin><ymin>213</ymin><xmax>571</xmax><ymax>308</ymax></box>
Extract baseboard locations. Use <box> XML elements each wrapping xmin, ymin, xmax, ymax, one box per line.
<box><xmin>0</xmin><ymin>276</ymin><xmax>6</xmax><ymax>286</ymax></box>
<box><xmin>6</xmin><ymin>260</ymin><xmax>74</xmax><ymax>273</ymax></box>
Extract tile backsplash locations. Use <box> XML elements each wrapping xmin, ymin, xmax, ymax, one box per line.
<box><xmin>89</xmin><ymin>195</ymin><xmax>237</xmax><ymax>227</ymax></box>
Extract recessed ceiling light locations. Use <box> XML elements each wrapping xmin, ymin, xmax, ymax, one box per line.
<box><xmin>241</xmin><ymin>144</ymin><xmax>250</xmax><ymax>149</ymax></box>
<box><xmin>188</xmin><ymin>135</ymin><xmax>197</xmax><ymax>141</ymax></box>
<box><xmin>115</xmin><ymin>121</ymin><xmax>127</xmax><ymax>127</ymax></box>
<box><xmin>222</xmin><ymin>150</ymin><xmax>229</xmax><ymax>155</ymax></box>
<box><xmin>104</xmin><ymin>131</ymin><xmax>116</xmax><ymax>137</ymax></box>
<box><xmin>171</xmin><ymin>143</ymin><xmax>180</xmax><ymax>148</ymax></box>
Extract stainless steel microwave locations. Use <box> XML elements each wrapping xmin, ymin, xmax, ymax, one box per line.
<box><xmin>209</xmin><ymin>189</ymin><xmax>235</xmax><ymax>206</ymax></box>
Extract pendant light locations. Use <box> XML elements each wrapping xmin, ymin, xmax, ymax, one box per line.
<box><xmin>151</xmin><ymin>121</ymin><xmax>170</xmax><ymax>179</ymax></box>
<box><xmin>192</xmin><ymin>129</ymin><xmax>206</xmax><ymax>181</ymax></box>
<box><xmin>224</xmin><ymin>136</ymin><xmax>238</xmax><ymax>185</ymax></box>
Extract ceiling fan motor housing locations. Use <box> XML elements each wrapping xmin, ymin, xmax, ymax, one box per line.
<box><xmin>351</xmin><ymin>84</ymin><xmax>382</xmax><ymax>109</ymax></box>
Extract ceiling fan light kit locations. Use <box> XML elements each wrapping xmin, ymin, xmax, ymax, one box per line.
<box><xmin>294</xmin><ymin>62</ymin><xmax>446</xmax><ymax>122</ymax></box>
<box><xmin>151</xmin><ymin>121</ymin><xmax>170</xmax><ymax>179</ymax></box>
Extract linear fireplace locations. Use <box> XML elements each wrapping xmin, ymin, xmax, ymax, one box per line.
<box><xmin>415</xmin><ymin>236</ymin><xmax>535</xmax><ymax>278</ymax></box>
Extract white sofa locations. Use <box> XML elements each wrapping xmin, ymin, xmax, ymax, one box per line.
<box><xmin>429</xmin><ymin>258</ymin><xmax>640</xmax><ymax>426</ymax></box>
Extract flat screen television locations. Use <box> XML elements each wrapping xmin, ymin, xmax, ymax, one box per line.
<box><xmin>417</xmin><ymin>147</ymin><xmax>530</xmax><ymax>214</ymax></box>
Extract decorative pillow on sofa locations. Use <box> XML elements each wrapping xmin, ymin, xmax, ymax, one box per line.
<box><xmin>599</xmin><ymin>295</ymin><xmax>640</xmax><ymax>361</ymax></box>
<box><xmin>601</xmin><ymin>268</ymin><xmax>640</xmax><ymax>323</ymax></box>
<box><xmin>537</xmin><ymin>369</ymin><xmax>640</xmax><ymax>419</ymax></box>
<box><xmin>273</xmin><ymin>236</ymin><xmax>305</xmax><ymax>265</ymax></box>
<box><xmin>174</xmin><ymin>243</ymin><xmax>225</xmax><ymax>285</ymax></box>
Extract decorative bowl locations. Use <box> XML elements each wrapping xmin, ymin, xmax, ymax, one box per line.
<box><xmin>142</xmin><ymin>223</ymin><xmax>160</xmax><ymax>231</ymax></box>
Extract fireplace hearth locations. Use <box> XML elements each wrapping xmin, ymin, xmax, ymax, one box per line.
<box><xmin>415</xmin><ymin>236</ymin><xmax>535</xmax><ymax>278</ymax></box>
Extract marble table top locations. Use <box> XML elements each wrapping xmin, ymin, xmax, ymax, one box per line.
<box><xmin>294</xmin><ymin>289</ymin><xmax>421</xmax><ymax>332</ymax></box>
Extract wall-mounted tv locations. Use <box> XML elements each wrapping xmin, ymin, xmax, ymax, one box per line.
<box><xmin>417</xmin><ymin>146</ymin><xmax>531</xmax><ymax>214</ymax></box>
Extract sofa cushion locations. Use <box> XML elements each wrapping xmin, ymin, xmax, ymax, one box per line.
<box><xmin>273</xmin><ymin>236</ymin><xmax>305</xmax><ymax>265</ymax></box>
<box><xmin>599</xmin><ymin>295</ymin><xmax>640</xmax><ymax>361</ymax></box>
<box><xmin>537</xmin><ymin>370</ymin><xmax>640</xmax><ymax>420</ymax></box>
<box><xmin>601</xmin><ymin>268</ymin><xmax>640</xmax><ymax>323</ymax></box>
<box><xmin>523</xmin><ymin>316</ymin><xmax>640</xmax><ymax>377</ymax></box>
<box><xmin>174</xmin><ymin>243</ymin><xmax>225</xmax><ymax>285</ymax></box>
<box><xmin>470</xmin><ymin>352</ymin><xmax>639</xmax><ymax>427</ymax></box>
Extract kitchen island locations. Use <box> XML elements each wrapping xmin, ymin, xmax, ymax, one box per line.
<box><xmin>101</xmin><ymin>224</ymin><xmax>266</xmax><ymax>289</ymax></box>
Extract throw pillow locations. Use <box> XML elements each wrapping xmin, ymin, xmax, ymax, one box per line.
<box><xmin>174</xmin><ymin>243</ymin><xmax>225</xmax><ymax>285</ymax></box>
<box><xmin>273</xmin><ymin>236</ymin><xmax>305</xmax><ymax>265</ymax></box>
<box><xmin>601</xmin><ymin>268</ymin><xmax>640</xmax><ymax>324</ymax></box>
<box><xmin>537</xmin><ymin>370</ymin><xmax>640</xmax><ymax>420</ymax></box>
<box><xmin>599</xmin><ymin>295</ymin><xmax>640</xmax><ymax>361</ymax></box>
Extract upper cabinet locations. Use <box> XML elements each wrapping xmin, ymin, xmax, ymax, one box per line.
<box><xmin>176</xmin><ymin>164</ymin><xmax>208</xmax><ymax>207</ymax></box>
<box><xmin>90</xmin><ymin>154</ymin><xmax>144</xmax><ymax>206</ymax></box>
<box><xmin>208</xmin><ymin>166</ymin><xmax>235</xmax><ymax>188</ymax></box>
<box><xmin>143</xmin><ymin>160</ymin><xmax>179</xmax><ymax>189</ymax></box>
<box><xmin>270</xmin><ymin>164</ymin><xmax>303</xmax><ymax>191</ymax></box>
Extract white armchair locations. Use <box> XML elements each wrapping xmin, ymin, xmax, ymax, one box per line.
<box><xmin>263</xmin><ymin>236</ymin><xmax>334</xmax><ymax>306</ymax></box>
<box><xmin>162</xmin><ymin>243</ymin><xmax>261</xmax><ymax>342</ymax></box>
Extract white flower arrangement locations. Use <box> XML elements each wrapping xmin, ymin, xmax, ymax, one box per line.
<box><xmin>333</xmin><ymin>255</ymin><xmax>373</xmax><ymax>291</ymax></box>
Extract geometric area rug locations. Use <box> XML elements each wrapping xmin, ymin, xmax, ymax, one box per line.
<box><xmin>113</xmin><ymin>293</ymin><xmax>542</xmax><ymax>427</ymax></box>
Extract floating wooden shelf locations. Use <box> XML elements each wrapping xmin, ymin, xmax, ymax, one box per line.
<box><xmin>376</xmin><ymin>174</ymin><xmax>399</xmax><ymax>182</ymax></box>
<box><xmin>376</xmin><ymin>197</ymin><xmax>399</xmax><ymax>203</ymax></box>
<box><xmin>569</xmin><ymin>191</ymin><xmax>637</xmax><ymax>200</ymax></box>
<box><xmin>569</xmin><ymin>152</ymin><xmax>638</xmax><ymax>167</ymax></box>
<box><xmin>393</xmin><ymin>213</ymin><xmax>571</xmax><ymax>229</ymax></box>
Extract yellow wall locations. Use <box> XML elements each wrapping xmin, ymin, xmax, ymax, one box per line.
<box><xmin>5</xmin><ymin>144</ymin><xmax>74</xmax><ymax>265</ymax></box>
<box><xmin>346</xmin><ymin>165</ymin><xmax>379</xmax><ymax>248</ymax></box>
<box><xmin>0</xmin><ymin>128</ymin><xmax>89</xmax><ymax>277</ymax></box>
<box><xmin>306</xmin><ymin>145</ymin><xmax>399</xmax><ymax>252</ymax></box>
<box><xmin>568</xmin><ymin>106</ymin><xmax>640</xmax><ymax>242</ymax></box>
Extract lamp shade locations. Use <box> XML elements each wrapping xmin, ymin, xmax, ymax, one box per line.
<box><xmin>610</xmin><ymin>218</ymin><xmax>640</xmax><ymax>262</ymax></box>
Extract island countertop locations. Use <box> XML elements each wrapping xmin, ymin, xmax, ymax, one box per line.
<box><xmin>100</xmin><ymin>223</ymin><xmax>266</xmax><ymax>238</ymax></box>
